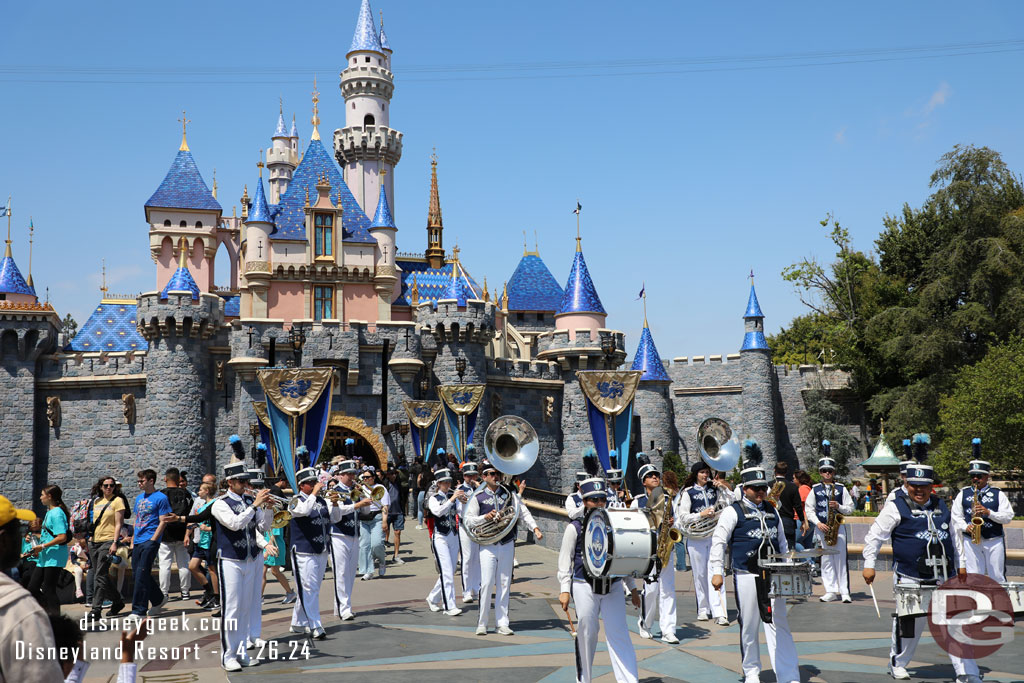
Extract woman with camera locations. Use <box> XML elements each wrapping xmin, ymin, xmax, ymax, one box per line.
<box><xmin>86</xmin><ymin>476</ymin><xmax>127</xmax><ymax>620</ymax></box>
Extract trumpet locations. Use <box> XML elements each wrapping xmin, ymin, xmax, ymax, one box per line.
<box><xmin>361</xmin><ymin>484</ymin><xmax>388</xmax><ymax>504</ymax></box>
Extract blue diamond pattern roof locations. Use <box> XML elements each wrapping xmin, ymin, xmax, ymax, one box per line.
<box><xmin>160</xmin><ymin>265</ymin><xmax>200</xmax><ymax>300</ymax></box>
<box><xmin>395</xmin><ymin>260</ymin><xmax>481</xmax><ymax>307</ymax></box>
<box><xmin>349</xmin><ymin>0</ymin><xmax>383</xmax><ymax>54</ymax></box>
<box><xmin>442</xmin><ymin>267</ymin><xmax>473</xmax><ymax>306</ymax></box>
<box><xmin>273</xmin><ymin>112</ymin><xmax>288</xmax><ymax>138</ymax></box>
<box><xmin>379</xmin><ymin>24</ymin><xmax>391</xmax><ymax>51</ymax></box>
<box><xmin>145</xmin><ymin>149</ymin><xmax>222</xmax><ymax>213</ymax></box>
<box><xmin>273</xmin><ymin>138</ymin><xmax>374</xmax><ymax>243</ymax></box>
<box><xmin>744</xmin><ymin>283</ymin><xmax>764</xmax><ymax>318</ymax></box>
<box><xmin>247</xmin><ymin>177</ymin><xmax>273</xmax><ymax>224</ymax></box>
<box><xmin>67</xmin><ymin>301</ymin><xmax>147</xmax><ymax>352</ymax></box>
<box><xmin>557</xmin><ymin>250</ymin><xmax>605</xmax><ymax>315</ymax></box>
<box><xmin>0</xmin><ymin>253</ymin><xmax>34</xmax><ymax>296</ymax></box>
<box><xmin>631</xmin><ymin>326</ymin><xmax>670</xmax><ymax>382</ymax></box>
<box><xmin>290</xmin><ymin>117</ymin><xmax>298</xmax><ymax>138</ymax></box>
<box><xmin>741</xmin><ymin>331</ymin><xmax>771</xmax><ymax>351</ymax></box>
<box><xmin>220</xmin><ymin>294</ymin><xmax>240</xmax><ymax>317</ymax></box>
<box><xmin>370</xmin><ymin>183</ymin><xmax>396</xmax><ymax>229</ymax></box>
<box><xmin>506</xmin><ymin>253</ymin><xmax>564</xmax><ymax>312</ymax></box>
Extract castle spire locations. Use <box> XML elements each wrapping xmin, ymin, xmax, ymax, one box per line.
<box><xmin>274</xmin><ymin>98</ymin><xmax>288</xmax><ymax>138</ymax></box>
<box><xmin>178</xmin><ymin>110</ymin><xmax>190</xmax><ymax>152</ymax></box>
<box><xmin>379</xmin><ymin>9</ymin><xmax>392</xmax><ymax>52</ymax></box>
<box><xmin>370</xmin><ymin>170</ymin><xmax>396</xmax><ymax>229</ymax></box>
<box><xmin>211</xmin><ymin>168</ymin><xmax>217</xmax><ymax>199</ymax></box>
<box><xmin>425</xmin><ymin>150</ymin><xmax>445</xmax><ymax>269</ymax></box>
<box><xmin>631</xmin><ymin>323</ymin><xmax>670</xmax><ymax>382</ymax></box>
<box><xmin>349</xmin><ymin>0</ymin><xmax>383</xmax><ymax>55</ymax></box>
<box><xmin>310</xmin><ymin>77</ymin><xmax>321</xmax><ymax>141</ymax></box>
<box><xmin>740</xmin><ymin>270</ymin><xmax>770</xmax><ymax>351</ymax></box>
<box><xmin>26</xmin><ymin>218</ymin><xmax>33</xmax><ymax>289</ymax></box>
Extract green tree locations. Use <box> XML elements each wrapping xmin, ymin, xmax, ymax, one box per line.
<box><xmin>936</xmin><ymin>336</ymin><xmax>1024</xmax><ymax>484</ymax></box>
<box><xmin>799</xmin><ymin>392</ymin><xmax>860</xmax><ymax>477</ymax></box>
<box><xmin>661</xmin><ymin>451</ymin><xmax>686</xmax><ymax>485</ymax></box>
<box><xmin>62</xmin><ymin>313</ymin><xmax>78</xmax><ymax>341</ymax></box>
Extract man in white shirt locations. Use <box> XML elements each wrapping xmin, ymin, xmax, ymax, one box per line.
<box><xmin>950</xmin><ymin>449</ymin><xmax>1015</xmax><ymax>583</ymax></box>
<box><xmin>804</xmin><ymin>447</ymin><xmax>855</xmax><ymax>603</ymax></box>
<box><xmin>288</xmin><ymin>467</ymin><xmax>343</xmax><ymax>639</ymax></box>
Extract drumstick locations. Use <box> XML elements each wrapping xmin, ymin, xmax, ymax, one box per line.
<box><xmin>869</xmin><ymin>584</ymin><xmax>881</xmax><ymax>619</ymax></box>
<box><xmin>563</xmin><ymin>605</ymin><xmax>577</xmax><ymax>637</ymax></box>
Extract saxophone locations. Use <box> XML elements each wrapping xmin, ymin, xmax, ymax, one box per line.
<box><xmin>824</xmin><ymin>483</ymin><xmax>844</xmax><ymax>546</ymax></box>
<box><xmin>648</xmin><ymin>487</ymin><xmax>683</xmax><ymax>571</ymax></box>
<box><xmin>767</xmin><ymin>479</ymin><xmax>786</xmax><ymax>507</ymax></box>
<box><xmin>970</xmin><ymin>484</ymin><xmax>984</xmax><ymax>545</ymax></box>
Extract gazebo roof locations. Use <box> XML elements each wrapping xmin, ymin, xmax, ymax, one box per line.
<box><xmin>860</xmin><ymin>436</ymin><xmax>901</xmax><ymax>470</ymax></box>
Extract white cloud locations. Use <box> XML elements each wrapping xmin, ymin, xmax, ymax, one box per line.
<box><xmin>923</xmin><ymin>82</ymin><xmax>952</xmax><ymax>115</ymax></box>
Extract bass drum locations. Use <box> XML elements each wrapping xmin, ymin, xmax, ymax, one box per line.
<box><xmin>582</xmin><ymin>507</ymin><xmax>656</xmax><ymax>580</ymax></box>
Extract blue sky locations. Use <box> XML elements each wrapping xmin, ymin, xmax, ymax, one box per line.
<box><xmin>2</xmin><ymin>1</ymin><xmax>1023</xmax><ymax>360</ymax></box>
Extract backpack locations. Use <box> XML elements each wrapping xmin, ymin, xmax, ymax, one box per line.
<box><xmin>69</xmin><ymin>499</ymin><xmax>92</xmax><ymax>535</ymax></box>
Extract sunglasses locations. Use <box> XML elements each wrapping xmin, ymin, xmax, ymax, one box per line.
<box><xmin>102</xmin><ymin>483</ymin><xmax>115</xmax><ymax>488</ymax></box>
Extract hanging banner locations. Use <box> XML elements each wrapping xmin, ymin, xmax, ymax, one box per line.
<box><xmin>404</xmin><ymin>400</ymin><xmax>443</xmax><ymax>467</ymax></box>
<box><xmin>252</xmin><ymin>402</ymin><xmax>277</xmax><ymax>474</ymax></box>
<box><xmin>578</xmin><ymin>371</ymin><xmax>642</xmax><ymax>472</ymax></box>
<box><xmin>436</xmin><ymin>384</ymin><xmax>486</xmax><ymax>464</ymax></box>
<box><xmin>258</xmin><ymin>368</ymin><xmax>334</xmax><ymax>491</ymax></box>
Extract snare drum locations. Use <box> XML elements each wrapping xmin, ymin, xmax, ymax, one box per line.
<box><xmin>1001</xmin><ymin>582</ymin><xmax>1024</xmax><ymax>615</ymax></box>
<box><xmin>760</xmin><ymin>560</ymin><xmax>813</xmax><ymax>597</ymax></box>
<box><xmin>582</xmin><ymin>507</ymin><xmax>655</xmax><ymax>580</ymax></box>
<box><xmin>894</xmin><ymin>583</ymin><xmax>936</xmax><ymax>618</ymax></box>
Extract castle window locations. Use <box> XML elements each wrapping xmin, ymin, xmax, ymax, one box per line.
<box><xmin>314</xmin><ymin>286</ymin><xmax>334</xmax><ymax>321</ymax></box>
<box><xmin>314</xmin><ymin>213</ymin><xmax>333</xmax><ymax>257</ymax></box>
<box><xmin>163</xmin><ymin>219</ymin><xmax>171</xmax><ymax>227</ymax></box>
<box><xmin>179</xmin><ymin>220</ymin><xmax>187</xmax><ymax>227</ymax></box>
<box><xmin>363</xmin><ymin>114</ymin><xmax>375</xmax><ymax>127</ymax></box>
<box><xmin>517</xmin><ymin>312</ymin><xmax>525</xmax><ymax>322</ymax></box>
<box><xmin>537</xmin><ymin>313</ymin><xmax>545</xmax><ymax>322</ymax></box>
<box><xmin>195</xmin><ymin>221</ymin><xmax>203</xmax><ymax>229</ymax></box>
<box><xmin>364</xmin><ymin>56</ymin><xmax>370</xmax><ymax>63</ymax></box>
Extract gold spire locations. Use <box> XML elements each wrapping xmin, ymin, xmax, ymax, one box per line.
<box><xmin>501</xmin><ymin>281</ymin><xmax>509</xmax><ymax>312</ymax></box>
<box><xmin>523</xmin><ymin>230</ymin><xmax>528</xmax><ymax>256</ymax></box>
<box><xmin>310</xmin><ymin>76</ymin><xmax>321</xmax><ymax>141</ymax></box>
<box><xmin>4</xmin><ymin>195</ymin><xmax>11</xmax><ymax>258</ymax></box>
<box><xmin>177</xmin><ymin>236</ymin><xmax>188</xmax><ymax>269</ymax></box>
<box><xmin>240</xmin><ymin>185</ymin><xmax>249</xmax><ymax>220</ymax></box>
<box><xmin>427</xmin><ymin>149</ymin><xmax>442</xmax><ymax>229</ymax></box>
<box><xmin>26</xmin><ymin>218</ymin><xmax>33</xmax><ymax>288</ymax></box>
<box><xmin>212</xmin><ymin>168</ymin><xmax>218</xmax><ymax>199</ymax></box>
<box><xmin>410</xmin><ymin>274</ymin><xmax>419</xmax><ymax>305</ymax></box>
<box><xmin>483</xmin><ymin>277</ymin><xmax>490</xmax><ymax>303</ymax></box>
<box><xmin>641</xmin><ymin>284</ymin><xmax>648</xmax><ymax>329</ymax></box>
<box><xmin>100</xmin><ymin>258</ymin><xmax>108</xmax><ymax>295</ymax></box>
<box><xmin>178</xmin><ymin>110</ymin><xmax>191</xmax><ymax>151</ymax></box>
<box><xmin>534</xmin><ymin>230</ymin><xmax>539</xmax><ymax>255</ymax></box>
<box><xmin>575</xmin><ymin>198</ymin><xmax>582</xmax><ymax>252</ymax></box>
<box><xmin>257</xmin><ymin>150</ymin><xmax>264</xmax><ymax>178</ymax></box>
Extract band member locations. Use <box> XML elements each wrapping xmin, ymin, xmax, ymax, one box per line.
<box><xmin>464</xmin><ymin>459</ymin><xmax>543</xmax><ymax>635</ymax></box>
<box><xmin>951</xmin><ymin>442</ymin><xmax>1014</xmax><ymax>583</ymax></box>
<box><xmin>564</xmin><ymin>473</ymin><xmax>588</xmax><ymax>521</ymax></box>
<box><xmin>804</xmin><ymin>446</ymin><xmax>854</xmax><ymax>603</ymax></box>
<box><xmin>328</xmin><ymin>460</ymin><xmax>374</xmax><ymax>620</ymax></box>
<box><xmin>628</xmin><ymin>458</ymin><xmax>677</xmax><ymax>643</ymax></box>
<box><xmin>426</xmin><ymin>468</ymin><xmax>467</xmax><ymax>615</ymax></box>
<box><xmin>677</xmin><ymin>461</ymin><xmax>729</xmax><ymax>625</ymax></box>
<box><xmin>558</xmin><ymin>478</ymin><xmax>642</xmax><ymax>683</ymax></box>
<box><xmin>289</xmin><ymin>467</ymin><xmax>343</xmax><ymax>639</ymax></box>
<box><xmin>605</xmin><ymin>469</ymin><xmax>627</xmax><ymax>509</ymax></box>
<box><xmin>863</xmin><ymin>463</ymin><xmax>978</xmax><ymax>682</ymax></box>
<box><xmin>210</xmin><ymin>460</ymin><xmax>271</xmax><ymax>672</ymax></box>
<box><xmin>710</xmin><ymin>461</ymin><xmax>800</xmax><ymax>683</ymax></box>
<box><xmin>456</xmin><ymin>460</ymin><xmax>481</xmax><ymax>604</ymax></box>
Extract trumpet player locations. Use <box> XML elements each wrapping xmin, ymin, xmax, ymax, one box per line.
<box><xmin>630</xmin><ymin>460</ymin><xmax>678</xmax><ymax>644</ymax></box>
<box><xmin>425</xmin><ymin>468</ymin><xmax>466</xmax><ymax>615</ymax></box>
<box><xmin>677</xmin><ymin>461</ymin><xmax>729</xmax><ymax>625</ymax></box>
<box><xmin>804</xmin><ymin>449</ymin><xmax>854</xmax><ymax>603</ymax></box>
<box><xmin>464</xmin><ymin>459</ymin><xmax>543</xmax><ymax>636</ymax></box>
<box><xmin>328</xmin><ymin>459</ymin><xmax>374</xmax><ymax>621</ymax></box>
<box><xmin>557</xmin><ymin>478</ymin><xmax>642</xmax><ymax>683</ymax></box>
<box><xmin>456</xmin><ymin>460</ymin><xmax>481</xmax><ymax>604</ymax></box>
<box><xmin>289</xmin><ymin>467</ymin><xmax>343</xmax><ymax>639</ymax></box>
<box><xmin>951</xmin><ymin>447</ymin><xmax>1014</xmax><ymax>583</ymax></box>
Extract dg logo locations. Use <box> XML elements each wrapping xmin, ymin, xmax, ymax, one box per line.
<box><xmin>928</xmin><ymin>573</ymin><xmax>1016</xmax><ymax>659</ymax></box>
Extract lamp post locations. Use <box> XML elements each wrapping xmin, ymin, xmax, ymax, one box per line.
<box><xmin>601</xmin><ymin>335</ymin><xmax>617</xmax><ymax>368</ymax></box>
<box><xmin>455</xmin><ymin>356</ymin><xmax>467</xmax><ymax>383</ymax></box>
<box><xmin>289</xmin><ymin>326</ymin><xmax>306</xmax><ymax>368</ymax></box>
<box><xmin>249</xmin><ymin>421</ymin><xmax>260</xmax><ymax>465</ymax></box>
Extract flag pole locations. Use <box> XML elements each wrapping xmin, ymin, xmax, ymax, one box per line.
<box><xmin>643</xmin><ymin>285</ymin><xmax>648</xmax><ymax>329</ymax></box>
<box><xmin>4</xmin><ymin>196</ymin><xmax>10</xmax><ymax>258</ymax></box>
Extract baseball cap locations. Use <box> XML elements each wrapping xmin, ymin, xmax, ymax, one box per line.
<box><xmin>0</xmin><ymin>495</ymin><xmax>37</xmax><ymax>526</ymax></box>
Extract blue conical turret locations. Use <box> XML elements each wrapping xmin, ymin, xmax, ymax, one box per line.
<box><xmin>0</xmin><ymin>243</ymin><xmax>34</xmax><ymax>299</ymax></box>
<box><xmin>246</xmin><ymin>177</ymin><xmax>273</xmax><ymax>225</ymax></box>
<box><xmin>160</xmin><ymin>240</ymin><xmax>201</xmax><ymax>301</ymax></box>
<box><xmin>631</xmin><ymin>325</ymin><xmax>670</xmax><ymax>381</ymax></box>
<box><xmin>273</xmin><ymin>110</ymin><xmax>288</xmax><ymax>138</ymax></box>
<box><xmin>349</xmin><ymin>0</ymin><xmax>383</xmax><ymax>55</ymax></box>
<box><xmin>556</xmin><ymin>247</ymin><xmax>605</xmax><ymax>315</ymax></box>
<box><xmin>370</xmin><ymin>182</ymin><xmax>396</xmax><ymax>229</ymax></box>
<box><xmin>740</xmin><ymin>276</ymin><xmax>770</xmax><ymax>351</ymax></box>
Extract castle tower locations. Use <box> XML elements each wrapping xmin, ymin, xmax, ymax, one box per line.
<box><xmin>630</xmin><ymin>310</ymin><xmax>675</xmax><ymax>472</ymax></box>
<box><xmin>505</xmin><ymin>236</ymin><xmax>564</xmax><ymax>338</ymax></box>
<box><xmin>241</xmin><ymin>175</ymin><xmax>274</xmax><ymax>318</ymax></box>
<box><xmin>0</xmin><ymin>234</ymin><xmax>37</xmax><ymax>305</ymax></box>
<box><xmin>335</xmin><ymin>0</ymin><xmax>403</xmax><ymax>217</ymax></box>
<box><xmin>554</xmin><ymin>236</ymin><xmax>607</xmax><ymax>335</ymax></box>
<box><xmin>370</xmin><ymin>172</ymin><xmax>398</xmax><ymax>321</ymax></box>
<box><xmin>424</xmin><ymin>153</ymin><xmax>445</xmax><ymax>269</ymax></box>
<box><xmin>267</xmin><ymin>103</ymin><xmax>298</xmax><ymax>204</ymax></box>
<box><xmin>145</xmin><ymin>115</ymin><xmax>222</xmax><ymax>292</ymax></box>
<box><xmin>739</xmin><ymin>274</ymin><xmax>777</xmax><ymax>465</ymax></box>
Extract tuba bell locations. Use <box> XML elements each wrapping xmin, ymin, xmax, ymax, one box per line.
<box><xmin>696</xmin><ymin>417</ymin><xmax>742</xmax><ymax>473</ymax></box>
<box><xmin>466</xmin><ymin>415</ymin><xmax>540</xmax><ymax>545</ymax></box>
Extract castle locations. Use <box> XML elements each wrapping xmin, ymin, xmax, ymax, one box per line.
<box><xmin>0</xmin><ymin>0</ymin><xmax>851</xmax><ymax>510</ymax></box>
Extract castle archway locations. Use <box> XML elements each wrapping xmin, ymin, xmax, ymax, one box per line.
<box><xmin>326</xmin><ymin>413</ymin><xmax>389</xmax><ymax>471</ymax></box>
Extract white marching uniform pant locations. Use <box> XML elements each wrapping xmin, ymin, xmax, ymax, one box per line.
<box><xmin>571</xmin><ymin>579</ymin><xmax>638</xmax><ymax>683</ymax></box>
<box><xmin>478</xmin><ymin>541</ymin><xmax>515</xmax><ymax>629</ymax></box>
<box><xmin>814</xmin><ymin>527</ymin><xmax>850</xmax><ymax>596</ymax></box>
<box><xmin>687</xmin><ymin>537</ymin><xmax>726</xmax><ymax>618</ymax></box>
<box><xmin>641</xmin><ymin>565</ymin><xmax>677</xmax><ymax>637</ymax></box>
<box><xmin>733</xmin><ymin>573</ymin><xmax>799</xmax><ymax>682</ymax></box>
<box><xmin>217</xmin><ymin>556</ymin><xmax>260</xmax><ymax>666</ymax></box>
<box><xmin>329</xmin><ymin>533</ymin><xmax>358</xmax><ymax>617</ymax></box>
<box><xmin>890</xmin><ymin>576</ymin><xmax>978</xmax><ymax>677</ymax></box>
<box><xmin>290</xmin><ymin>548</ymin><xmax>328</xmax><ymax>630</ymax></box>
<box><xmin>961</xmin><ymin>535</ymin><xmax>1006</xmax><ymax>583</ymax></box>
<box><xmin>428</xmin><ymin>531</ymin><xmax>459</xmax><ymax>610</ymax></box>
<box><xmin>459</xmin><ymin>526</ymin><xmax>481</xmax><ymax>599</ymax></box>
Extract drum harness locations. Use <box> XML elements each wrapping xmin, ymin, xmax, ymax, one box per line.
<box><xmin>895</xmin><ymin>498</ymin><xmax>950</xmax><ymax>640</ymax></box>
<box><xmin>739</xmin><ymin>499</ymin><xmax>776</xmax><ymax>624</ymax></box>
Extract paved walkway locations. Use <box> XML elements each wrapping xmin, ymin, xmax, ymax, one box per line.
<box><xmin>71</xmin><ymin>525</ymin><xmax>1024</xmax><ymax>682</ymax></box>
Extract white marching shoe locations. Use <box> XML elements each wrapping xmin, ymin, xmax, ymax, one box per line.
<box><xmin>443</xmin><ymin>607</ymin><xmax>463</xmax><ymax>616</ymax></box>
<box><xmin>819</xmin><ymin>592</ymin><xmax>838</xmax><ymax>602</ymax></box>
<box><xmin>888</xmin><ymin>664</ymin><xmax>910</xmax><ymax>680</ymax></box>
<box><xmin>426</xmin><ymin>600</ymin><xmax>442</xmax><ymax>612</ymax></box>
<box><xmin>637</xmin><ymin>616</ymin><xmax>653</xmax><ymax>639</ymax></box>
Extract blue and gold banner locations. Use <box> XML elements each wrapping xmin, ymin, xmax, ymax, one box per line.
<box><xmin>404</xmin><ymin>400</ymin><xmax>443</xmax><ymax>467</ymax></box>
<box><xmin>578</xmin><ymin>371</ymin><xmax>642</xmax><ymax>472</ymax></box>
<box><xmin>436</xmin><ymin>384</ymin><xmax>486</xmax><ymax>464</ymax></box>
<box><xmin>258</xmin><ymin>368</ymin><xmax>334</xmax><ymax>491</ymax></box>
<box><xmin>252</xmin><ymin>402</ymin><xmax>277</xmax><ymax>474</ymax></box>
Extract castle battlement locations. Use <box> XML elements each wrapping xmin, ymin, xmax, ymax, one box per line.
<box><xmin>535</xmin><ymin>328</ymin><xmax>626</xmax><ymax>354</ymax></box>
<box><xmin>670</xmin><ymin>352</ymin><xmax>742</xmax><ymax>367</ymax></box>
<box><xmin>489</xmin><ymin>357</ymin><xmax>561</xmax><ymax>380</ymax></box>
<box><xmin>334</xmin><ymin>125</ymin><xmax>403</xmax><ymax>165</ymax></box>
<box><xmin>415</xmin><ymin>299</ymin><xmax>496</xmax><ymax>344</ymax></box>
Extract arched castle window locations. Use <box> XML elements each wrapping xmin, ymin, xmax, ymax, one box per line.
<box><xmin>363</xmin><ymin>114</ymin><xmax>375</xmax><ymax>127</ymax></box>
<box><xmin>179</xmin><ymin>220</ymin><xmax>187</xmax><ymax>227</ymax></box>
<box><xmin>195</xmin><ymin>221</ymin><xmax>203</xmax><ymax>229</ymax></box>
<box><xmin>163</xmin><ymin>219</ymin><xmax>171</xmax><ymax>227</ymax></box>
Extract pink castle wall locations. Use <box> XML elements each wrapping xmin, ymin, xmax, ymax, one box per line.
<box><xmin>553</xmin><ymin>312</ymin><xmax>606</xmax><ymax>339</ymax></box>
<box><xmin>189</xmin><ymin>238</ymin><xmax>210</xmax><ymax>292</ymax></box>
<box><xmin>268</xmin><ymin>282</ymin><xmax>305</xmax><ymax>323</ymax></box>
<box><xmin>344</xmin><ymin>284</ymin><xmax>378</xmax><ymax>322</ymax></box>
<box><xmin>156</xmin><ymin>236</ymin><xmax>175</xmax><ymax>289</ymax></box>
<box><xmin>390</xmin><ymin>307</ymin><xmax>412</xmax><ymax>322</ymax></box>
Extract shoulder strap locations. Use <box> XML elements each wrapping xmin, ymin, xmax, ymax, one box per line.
<box><xmin>93</xmin><ymin>499</ymin><xmax>114</xmax><ymax>528</ymax></box>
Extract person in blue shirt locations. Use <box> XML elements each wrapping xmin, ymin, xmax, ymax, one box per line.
<box><xmin>130</xmin><ymin>469</ymin><xmax>172</xmax><ymax>617</ymax></box>
<box><xmin>25</xmin><ymin>484</ymin><xmax>71</xmax><ymax>615</ymax></box>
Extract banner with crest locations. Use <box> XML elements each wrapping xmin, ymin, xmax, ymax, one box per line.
<box><xmin>577</xmin><ymin>371</ymin><xmax>642</xmax><ymax>473</ymax></box>
<box><xmin>258</xmin><ymin>368</ymin><xmax>334</xmax><ymax>491</ymax></box>
<box><xmin>404</xmin><ymin>400</ymin><xmax>443</xmax><ymax>467</ymax></box>
<box><xmin>436</xmin><ymin>384</ymin><xmax>486</xmax><ymax>465</ymax></box>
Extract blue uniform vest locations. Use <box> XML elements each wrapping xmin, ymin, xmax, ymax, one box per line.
<box><xmin>728</xmin><ymin>501</ymin><xmax>781</xmax><ymax>573</ymax></box>
<box><xmin>331</xmin><ymin>484</ymin><xmax>359</xmax><ymax>537</ymax></box>
<box><xmin>215</xmin><ymin>494</ymin><xmax>260</xmax><ymax>561</ymax></box>
<box><xmin>290</xmin><ymin>493</ymin><xmax>331</xmax><ymax>554</ymax></box>
<box><xmin>684</xmin><ymin>485</ymin><xmax>718</xmax><ymax>512</ymax></box>
<box><xmin>634</xmin><ymin>494</ymin><xmax>649</xmax><ymax>509</ymax></box>
<box><xmin>892</xmin><ymin>495</ymin><xmax>955</xmax><ymax>581</ymax></box>
<box><xmin>959</xmin><ymin>486</ymin><xmax>1003</xmax><ymax>539</ymax></box>
<box><xmin>811</xmin><ymin>482</ymin><xmax>847</xmax><ymax>519</ymax></box>
<box><xmin>433</xmin><ymin>493</ymin><xmax>456</xmax><ymax>536</ymax></box>
<box><xmin>570</xmin><ymin>519</ymin><xmax>586</xmax><ymax>581</ymax></box>
<box><xmin>475</xmin><ymin>486</ymin><xmax>516</xmax><ymax>545</ymax></box>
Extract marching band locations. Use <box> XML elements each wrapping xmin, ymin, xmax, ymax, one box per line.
<box><xmin>630</xmin><ymin>459</ymin><xmax>679</xmax><ymax>644</ymax></box>
<box><xmin>804</xmin><ymin>447</ymin><xmax>854</xmax><ymax>603</ymax></box>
